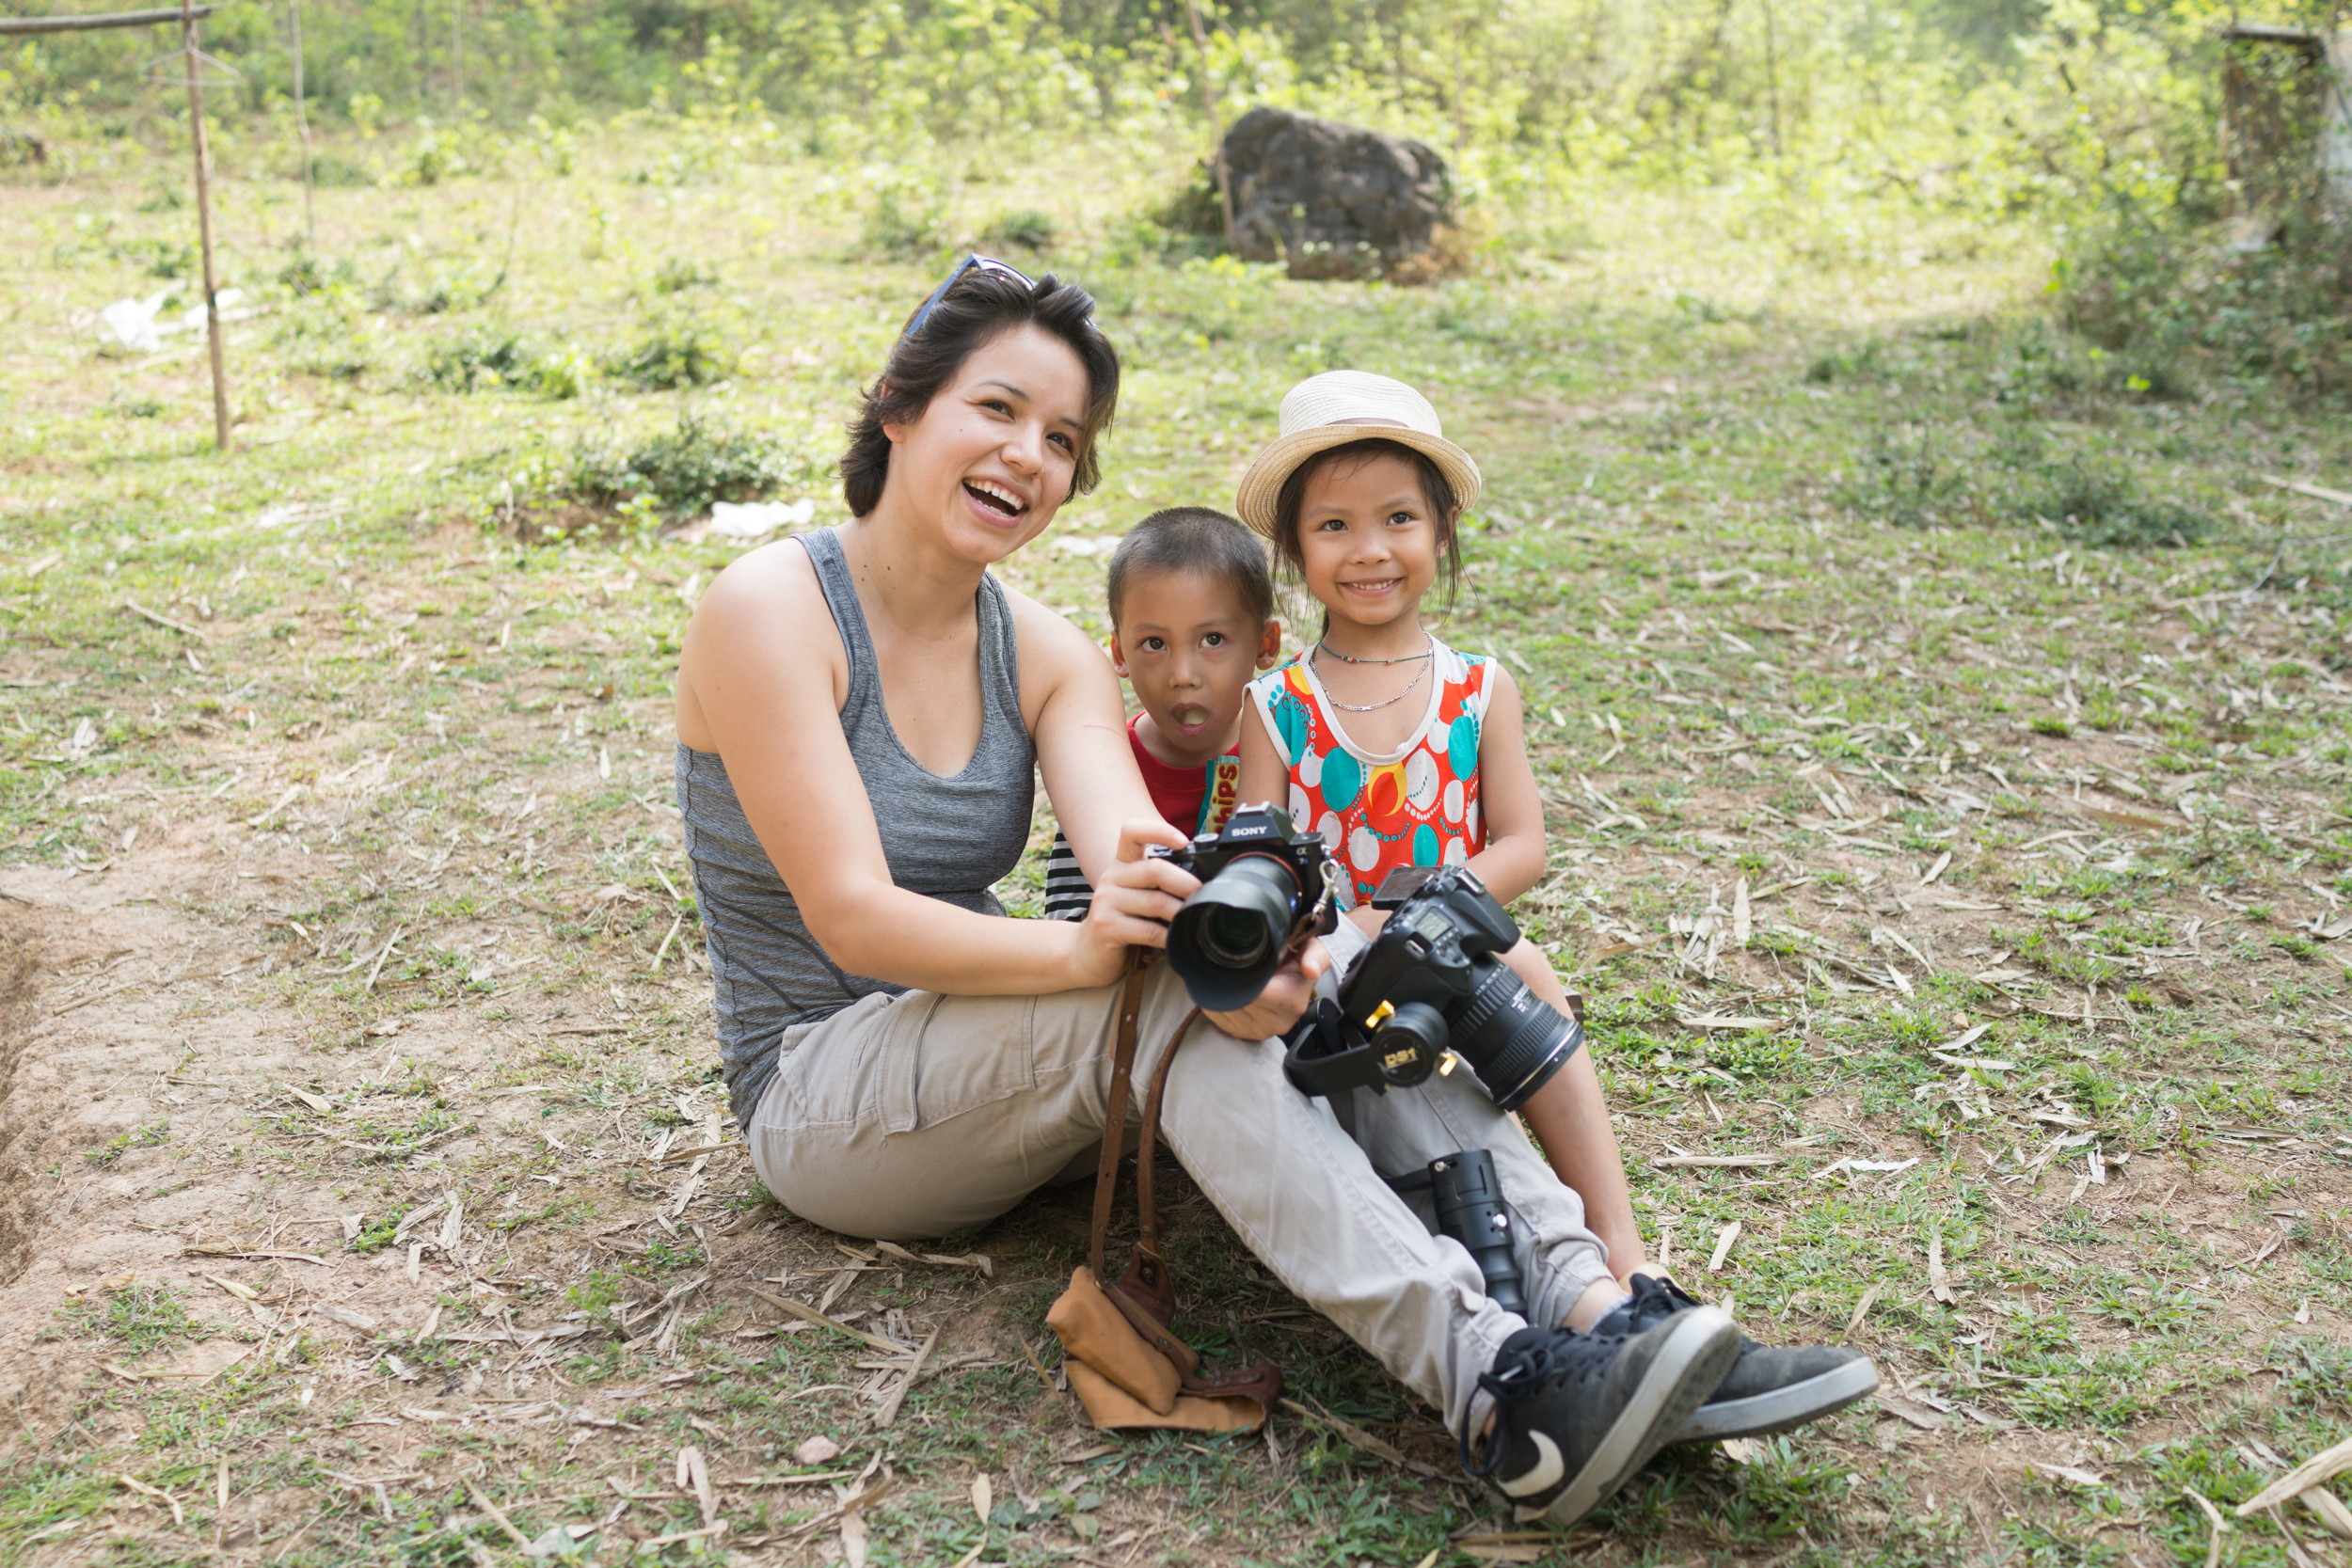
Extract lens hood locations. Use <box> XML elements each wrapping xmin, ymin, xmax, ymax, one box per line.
<box><xmin>1167</xmin><ymin>852</ymin><xmax>1299</xmax><ymax>1011</ymax></box>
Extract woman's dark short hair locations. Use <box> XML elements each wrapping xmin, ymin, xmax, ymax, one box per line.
<box><xmin>1270</xmin><ymin>437</ymin><xmax>1463</xmax><ymax>613</ymax></box>
<box><xmin>840</xmin><ymin>268</ymin><xmax>1120</xmax><ymax>518</ymax></box>
<box><xmin>1106</xmin><ymin>508</ymin><xmax>1275</xmax><ymax>629</ymax></box>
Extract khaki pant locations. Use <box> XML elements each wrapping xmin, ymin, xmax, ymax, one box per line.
<box><xmin>746</xmin><ymin>924</ymin><xmax>1613</xmax><ymax>1435</ymax></box>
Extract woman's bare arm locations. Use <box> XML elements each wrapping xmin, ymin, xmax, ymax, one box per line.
<box><xmin>1468</xmin><ymin>664</ymin><xmax>1546</xmax><ymax>906</ymax></box>
<box><xmin>1013</xmin><ymin>590</ymin><xmax>1166</xmax><ymax>887</ymax></box>
<box><xmin>678</xmin><ymin>542</ymin><xmax>1183</xmax><ymax>997</ymax></box>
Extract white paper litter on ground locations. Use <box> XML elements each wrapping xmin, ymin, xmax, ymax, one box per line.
<box><xmin>178</xmin><ymin>288</ymin><xmax>246</xmax><ymax>333</ymax></box>
<box><xmin>709</xmin><ymin>499</ymin><xmax>816</xmax><ymax>539</ymax></box>
<box><xmin>99</xmin><ymin>291</ymin><xmax>176</xmax><ymax>353</ymax></box>
<box><xmin>95</xmin><ymin>288</ymin><xmax>257</xmax><ymax>355</ymax></box>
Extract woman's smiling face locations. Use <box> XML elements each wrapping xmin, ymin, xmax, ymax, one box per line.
<box><xmin>882</xmin><ymin>323</ymin><xmax>1090</xmax><ymax>564</ymax></box>
<box><xmin>1292</xmin><ymin>450</ymin><xmax>1443</xmax><ymax>632</ymax></box>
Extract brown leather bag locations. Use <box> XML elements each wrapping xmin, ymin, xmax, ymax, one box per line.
<box><xmin>1044</xmin><ymin>950</ymin><xmax>1281</xmax><ymax>1433</ymax></box>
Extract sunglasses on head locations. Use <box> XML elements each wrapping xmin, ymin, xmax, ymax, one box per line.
<box><xmin>901</xmin><ymin>254</ymin><xmax>1036</xmax><ymax>340</ymax></box>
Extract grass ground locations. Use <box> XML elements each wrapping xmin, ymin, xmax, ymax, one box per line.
<box><xmin>0</xmin><ymin>122</ymin><xmax>2348</xmax><ymax>1568</ymax></box>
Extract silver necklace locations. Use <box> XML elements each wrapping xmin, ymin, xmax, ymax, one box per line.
<box><xmin>1313</xmin><ymin>638</ymin><xmax>1432</xmax><ymax>713</ymax></box>
<box><xmin>1315</xmin><ymin>640</ymin><xmax>1434</xmax><ymax>666</ymax></box>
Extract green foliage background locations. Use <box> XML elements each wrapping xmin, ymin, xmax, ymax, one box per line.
<box><xmin>7</xmin><ymin>0</ymin><xmax>2349</xmax><ymax>394</ymax></box>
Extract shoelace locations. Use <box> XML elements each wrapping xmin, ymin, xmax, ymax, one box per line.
<box><xmin>1456</xmin><ymin>1331</ymin><xmax>1615</xmax><ymax>1477</ymax></box>
<box><xmin>1613</xmin><ymin>1275</ymin><xmax>1758</xmax><ymax>1372</ymax></box>
<box><xmin>1599</xmin><ymin>1274</ymin><xmax>1701</xmax><ymax>1338</ymax></box>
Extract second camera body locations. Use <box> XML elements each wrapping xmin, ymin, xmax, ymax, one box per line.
<box><xmin>1282</xmin><ymin>864</ymin><xmax>1581</xmax><ymax>1113</ymax></box>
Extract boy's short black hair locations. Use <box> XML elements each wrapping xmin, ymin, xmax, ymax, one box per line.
<box><xmin>1105</xmin><ymin>508</ymin><xmax>1275</xmax><ymax>629</ymax></box>
<box><xmin>1270</xmin><ymin>437</ymin><xmax>1463</xmax><ymax>615</ymax></box>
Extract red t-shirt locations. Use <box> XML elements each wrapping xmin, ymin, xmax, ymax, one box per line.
<box><xmin>1131</xmin><ymin>716</ymin><xmax>1241</xmax><ymax>838</ymax></box>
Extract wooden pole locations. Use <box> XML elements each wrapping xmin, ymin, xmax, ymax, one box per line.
<box><xmin>0</xmin><ymin>5</ymin><xmax>218</xmax><ymax>33</ymax></box>
<box><xmin>181</xmin><ymin>0</ymin><xmax>231</xmax><ymax>450</ymax></box>
<box><xmin>1182</xmin><ymin>0</ymin><xmax>1236</xmax><ymax>253</ymax></box>
<box><xmin>291</xmin><ymin>0</ymin><xmax>314</xmax><ymax>244</ymax></box>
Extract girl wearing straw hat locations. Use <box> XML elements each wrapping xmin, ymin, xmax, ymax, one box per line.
<box><xmin>1235</xmin><ymin>370</ymin><xmax>1879</xmax><ymax>1468</ymax></box>
<box><xmin>1232</xmin><ymin>371</ymin><xmax>1653</xmax><ymax>1273</ymax></box>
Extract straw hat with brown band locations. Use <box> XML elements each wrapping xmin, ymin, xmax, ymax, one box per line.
<box><xmin>1232</xmin><ymin>370</ymin><xmax>1484</xmax><ymax>541</ymax></box>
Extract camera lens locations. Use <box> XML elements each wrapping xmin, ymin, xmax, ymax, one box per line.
<box><xmin>1450</xmin><ymin>960</ymin><xmax>1580</xmax><ymax>1112</ymax></box>
<box><xmin>1168</xmin><ymin>854</ymin><xmax>1301</xmax><ymax>1011</ymax></box>
<box><xmin>1199</xmin><ymin>905</ymin><xmax>1271</xmax><ymax>969</ymax></box>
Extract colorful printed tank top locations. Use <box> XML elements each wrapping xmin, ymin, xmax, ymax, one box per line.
<box><xmin>1248</xmin><ymin>639</ymin><xmax>1494</xmax><ymax>911</ymax></box>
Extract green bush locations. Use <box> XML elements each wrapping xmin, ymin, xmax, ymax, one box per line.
<box><xmin>600</xmin><ymin>314</ymin><xmax>737</xmax><ymax>389</ymax></box>
<box><xmin>420</xmin><ymin>326</ymin><xmax>533</xmax><ymax>391</ymax></box>
<box><xmin>986</xmin><ymin>208</ymin><xmax>1058</xmax><ymax>252</ymax></box>
<box><xmin>277</xmin><ymin>245</ymin><xmax>358</xmax><ymax>296</ymax></box>
<box><xmin>306</xmin><ymin>151</ymin><xmax>376</xmax><ymax>187</ymax></box>
<box><xmin>860</xmin><ymin>171</ymin><xmax>946</xmax><ymax>261</ymax></box>
<box><xmin>272</xmin><ymin>284</ymin><xmax>379</xmax><ymax>381</ymax></box>
<box><xmin>108</xmin><ymin>236</ymin><xmax>193</xmax><ymax>279</ymax></box>
<box><xmin>2059</xmin><ymin>205</ymin><xmax>2352</xmax><ymax>400</ymax></box>
<box><xmin>566</xmin><ymin>413</ymin><xmax>787</xmax><ymax>521</ymax></box>
<box><xmin>1834</xmin><ymin>423</ymin><xmax>1972</xmax><ymax>529</ymax></box>
<box><xmin>652</xmin><ymin>258</ymin><xmax>718</xmax><ymax>294</ymax></box>
<box><xmin>405</xmin><ymin>127</ymin><xmax>469</xmax><ymax>185</ymax></box>
<box><xmin>2009</xmin><ymin>452</ymin><xmax>2213</xmax><ymax>548</ymax></box>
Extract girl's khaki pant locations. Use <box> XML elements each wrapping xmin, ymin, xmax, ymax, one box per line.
<box><xmin>745</xmin><ymin>924</ymin><xmax>1612</xmax><ymax>1436</ymax></box>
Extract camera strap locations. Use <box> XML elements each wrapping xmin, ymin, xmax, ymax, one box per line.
<box><xmin>1047</xmin><ymin>946</ymin><xmax>1283</xmax><ymax>1434</ymax></box>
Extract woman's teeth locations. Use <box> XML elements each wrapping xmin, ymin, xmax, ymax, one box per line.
<box><xmin>964</xmin><ymin>480</ymin><xmax>1025</xmax><ymax>516</ymax></box>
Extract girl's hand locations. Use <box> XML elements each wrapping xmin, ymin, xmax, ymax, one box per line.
<box><xmin>1073</xmin><ymin>818</ymin><xmax>1197</xmax><ymax>988</ymax></box>
<box><xmin>1202</xmin><ymin>937</ymin><xmax>1331</xmax><ymax>1042</ymax></box>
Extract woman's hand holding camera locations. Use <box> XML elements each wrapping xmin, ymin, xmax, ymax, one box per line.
<box><xmin>1200</xmin><ymin>940</ymin><xmax>1328</xmax><ymax>1042</ymax></box>
<box><xmin>1075</xmin><ymin>817</ymin><xmax>1326</xmax><ymax>1039</ymax></box>
<box><xmin>1072</xmin><ymin>817</ymin><xmax>1196</xmax><ymax>987</ymax></box>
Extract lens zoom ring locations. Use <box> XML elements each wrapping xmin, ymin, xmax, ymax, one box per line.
<box><xmin>1453</xmin><ymin>971</ymin><xmax>1525</xmax><ymax>1038</ymax></box>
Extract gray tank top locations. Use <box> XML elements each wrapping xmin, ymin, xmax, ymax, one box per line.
<box><xmin>675</xmin><ymin>526</ymin><xmax>1036</xmax><ymax>1128</ymax></box>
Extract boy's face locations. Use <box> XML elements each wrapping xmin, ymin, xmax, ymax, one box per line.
<box><xmin>1109</xmin><ymin>567</ymin><xmax>1282</xmax><ymax>764</ymax></box>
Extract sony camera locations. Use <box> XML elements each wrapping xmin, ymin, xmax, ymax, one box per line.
<box><xmin>1282</xmin><ymin>864</ymin><xmax>1581</xmax><ymax>1113</ymax></box>
<box><xmin>1149</xmin><ymin>804</ymin><xmax>1337</xmax><ymax>1011</ymax></box>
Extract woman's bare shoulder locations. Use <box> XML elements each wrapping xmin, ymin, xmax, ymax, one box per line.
<box><xmin>677</xmin><ymin>536</ymin><xmax>843</xmax><ymax>747</ymax></box>
<box><xmin>697</xmin><ymin>534</ymin><xmax>823</xmax><ymax>618</ymax></box>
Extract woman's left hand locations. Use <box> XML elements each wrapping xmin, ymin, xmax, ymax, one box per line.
<box><xmin>1201</xmin><ymin>937</ymin><xmax>1331</xmax><ymax>1042</ymax></box>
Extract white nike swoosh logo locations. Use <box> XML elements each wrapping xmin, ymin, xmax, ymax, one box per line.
<box><xmin>1498</xmin><ymin>1431</ymin><xmax>1564</xmax><ymax>1497</ymax></box>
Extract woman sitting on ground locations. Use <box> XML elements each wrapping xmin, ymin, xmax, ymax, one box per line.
<box><xmin>670</xmin><ymin>256</ymin><xmax>1850</xmax><ymax>1528</ymax></box>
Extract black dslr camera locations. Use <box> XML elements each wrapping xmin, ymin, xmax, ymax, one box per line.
<box><xmin>1282</xmin><ymin>865</ymin><xmax>1581</xmax><ymax>1113</ymax></box>
<box><xmin>1149</xmin><ymin>804</ymin><xmax>1337</xmax><ymax>1011</ymax></box>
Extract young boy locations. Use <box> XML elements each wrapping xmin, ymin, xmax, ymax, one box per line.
<box><xmin>1041</xmin><ymin>507</ymin><xmax>1284</xmax><ymax>919</ymax></box>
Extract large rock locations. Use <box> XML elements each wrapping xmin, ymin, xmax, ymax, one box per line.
<box><xmin>1220</xmin><ymin>107</ymin><xmax>1452</xmax><ymax>280</ymax></box>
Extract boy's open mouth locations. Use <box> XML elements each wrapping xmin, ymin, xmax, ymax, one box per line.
<box><xmin>964</xmin><ymin>479</ymin><xmax>1027</xmax><ymax>517</ymax></box>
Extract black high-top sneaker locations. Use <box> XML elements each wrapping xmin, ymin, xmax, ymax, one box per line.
<box><xmin>1597</xmin><ymin>1274</ymin><xmax>1881</xmax><ymax>1443</ymax></box>
<box><xmin>1460</xmin><ymin>1304</ymin><xmax>1740</xmax><ymax>1526</ymax></box>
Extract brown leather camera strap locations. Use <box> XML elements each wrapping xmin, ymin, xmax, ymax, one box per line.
<box><xmin>1079</xmin><ymin>948</ymin><xmax>1281</xmax><ymax>1419</ymax></box>
<box><xmin>1087</xmin><ymin>948</ymin><xmax>1155</xmax><ymax>1285</ymax></box>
